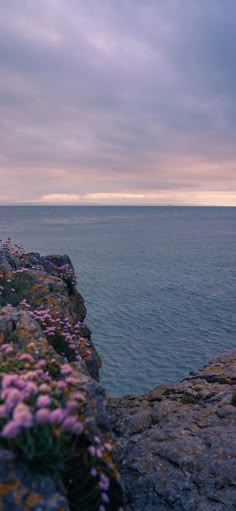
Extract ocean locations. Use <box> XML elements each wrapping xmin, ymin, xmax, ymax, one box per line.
<box><xmin>0</xmin><ymin>206</ymin><xmax>235</xmax><ymax>396</ymax></box>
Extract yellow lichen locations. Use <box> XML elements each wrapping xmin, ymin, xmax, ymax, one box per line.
<box><xmin>25</xmin><ymin>492</ymin><xmax>43</xmax><ymax>506</ymax></box>
<box><xmin>0</xmin><ymin>479</ymin><xmax>20</xmax><ymax>496</ymax></box>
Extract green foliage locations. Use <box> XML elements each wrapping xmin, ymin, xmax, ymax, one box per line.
<box><xmin>63</xmin><ymin>448</ymin><xmax>102</xmax><ymax>511</ymax></box>
<box><xmin>0</xmin><ymin>272</ymin><xmax>33</xmax><ymax>307</ymax></box>
<box><xmin>49</xmin><ymin>333</ymin><xmax>76</xmax><ymax>362</ymax></box>
<box><xmin>180</xmin><ymin>392</ymin><xmax>201</xmax><ymax>404</ymax></box>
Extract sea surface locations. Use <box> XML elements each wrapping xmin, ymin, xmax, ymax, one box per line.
<box><xmin>0</xmin><ymin>206</ymin><xmax>235</xmax><ymax>396</ymax></box>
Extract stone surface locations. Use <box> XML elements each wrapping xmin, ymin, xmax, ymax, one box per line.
<box><xmin>1</xmin><ymin>242</ymin><xmax>236</xmax><ymax>511</ymax></box>
<box><xmin>107</xmin><ymin>350</ymin><xmax>236</xmax><ymax>511</ymax></box>
<box><xmin>0</xmin><ymin>248</ymin><xmax>101</xmax><ymax>379</ymax></box>
<box><xmin>0</xmin><ymin>448</ymin><xmax>69</xmax><ymax>511</ymax></box>
<box><xmin>0</xmin><ymin>244</ymin><xmax>123</xmax><ymax>511</ymax></box>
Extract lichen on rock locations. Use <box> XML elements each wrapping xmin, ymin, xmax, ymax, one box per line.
<box><xmin>108</xmin><ymin>350</ymin><xmax>236</xmax><ymax>511</ymax></box>
<box><xmin>0</xmin><ymin>239</ymin><xmax>123</xmax><ymax>511</ymax></box>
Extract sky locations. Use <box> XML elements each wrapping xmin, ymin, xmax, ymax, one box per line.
<box><xmin>0</xmin><ymin>0</ymin><xmax>236</xmax><ymax>206</ymax></box>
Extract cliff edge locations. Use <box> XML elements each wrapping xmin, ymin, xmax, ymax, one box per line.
<box><xmin>0</xmin><ymin>240</ymin><xmax>235</xmax><ymax>511</ymax></box>
<box><xmin>108</xmin><ymin>350</ymin><xmax>236</xmax><ymax>510</ymax></box>
<box><xmin>0</xmin><ymin>240</ymin><xmax>123</xmax><ymax>511</ymax></box>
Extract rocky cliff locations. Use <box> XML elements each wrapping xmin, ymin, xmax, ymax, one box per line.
<box><xmin>108</xmin><ymin>350</ymin><xmax>236</xmax><ymax>510</ymax></box>
<box><xmin>0</xmin><ymin>240</ymin><xmax>123</xmax><ymax>511</ymax></box>
<box><xmin>0</xmin><ymin>240</ymin><xmax>235</xmax><ymax>511</ymax></box>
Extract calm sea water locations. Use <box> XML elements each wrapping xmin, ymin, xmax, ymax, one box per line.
<box><xmin>0</xmin><ymin>206</ymin><xmax>235</xmax><ymax>396</ymax></box>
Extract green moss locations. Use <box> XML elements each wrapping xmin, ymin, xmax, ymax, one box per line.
<box><xmin>180</xmin><ymin>393</ymin><xmax>201</xmax><ymax>404</ymax></box>
<box><xmin>0</xmin><ymin>273</ymin><xmax>33</xmax><ymax>307</ymax></box>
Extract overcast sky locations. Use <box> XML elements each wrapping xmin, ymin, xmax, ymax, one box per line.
<box><xmin>0</xmin><ymin>0</ymin><xmax>236</xmax><ymax>205</ymax></box>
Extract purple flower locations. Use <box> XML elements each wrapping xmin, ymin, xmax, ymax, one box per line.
<box><xmin>101</xmin><ymin>492</ymin><xmax>110</xmax><ymax>504</ymax></box>
<box><xmin>35</xmin><ymin>408</ymin><xmax>51</xmax><ymax>424</ymax></box>
<box><xmin>22</xmin><ymin>381</ymin><xmax>37</xmax><ymax>398</ymax></box>
<box><xmin>4</xmin><ymin>389</ymin><xmax>23</xmax><ymax>411</ymax></box>
<box><xmin>65</xmin><ymin>400</ymin><xmax>79</xmax><ymax>413</ymax></box>
<box><xmin>2</xmin><ymin>374</ymin><xmax>19</xmax><ymax>389</ymax></box>
<box><xmin>36</xmin><ymin>395</ymin><xmax>51</xmax><ymax>408</ymax></box>
<box><xmin>49</xmin><ymin>408</ymin><xmax>65</xmax><ymax>425</ymax></box>
<box><xmin>0</xmin><ymin>344</ymin><xmax>12</xmax><ymax>353</ymax></box>
<box><xmin>39</xmin><ymin>384</ymin><xmax>50</xmax><ymax>394</ymax></box>
<box><xmin>65</xmin><ymin>377</ymin><xmax>77</xmax><ymax>386</ymax></box>
<box><xmin>2</xmin><ymin>345</ymin><xmax>14</xmax><ymax>355</ymax></box>
<box><xmin>99</xmin><ymin>474</ymin><xmax>110</xmax><ymax>491</ymax></box>
<box><xmin>90</xmin><ymin>468</ymin><xmax>97</xmax><ymax>477</ymax></box>
<box><xmin>56</xmin><ymin>381</ymin><xmax>66</xmax><ymax>392</ymax></box>
<box><xmin>13</xmin><ymin>403</ymin><xmax>32</xmax><ymax>427</ymax></box>
<box><xmin>18</xmin><ymin>354</ymin><xmax>34</xmax><ymax>363</ymax></box>
<box><xmin>104</xmin><ymin>442</ymin><xmax>112</xmax><ymax>452</ymax></box>
<box><xmin>1</xmin><ymin>421</ymin><xmax>20</xmax><ymax>439</ymax></box>
<box><xmin>60</xmin><ymin>365</ymin><xmax>72</xmax><ymax>376</ymax></box>
<box><xmin>88</xmin><ymin>445</ymin><xmax>96</xmax><ymax>456</ymax></box>
<box><xmin>63</xmin><ymin>416</ymin><xmax>83</xmax><ymax>434</ymax></box>
<box><xmin>36</xmin><ymin>360</ymin><xmax>46</xmax><ymax>369</ymax></box>
<box><xmin>96</xmin><ymin>448</ymin><xmax>103</xmax><ymax>458</ymax></box>
<box><xmin>0</xmin><ymin>404</ymin><xmax>7</xmax><ymax>419</ymax></box>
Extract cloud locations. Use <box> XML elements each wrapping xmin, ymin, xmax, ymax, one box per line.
<box><xmin>0</xmin><ymin>1</ymin><xmax>235</xmax><ymax>204</ymax></box>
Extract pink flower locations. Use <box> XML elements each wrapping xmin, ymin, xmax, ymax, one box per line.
<box><xmin>35</xmin><ymin>408</ymin><xmax>51</xmax><ymax>424</ymax></box>
<box><xmin>1</xmin><ymin>345</ymin><xmax>14</xmax><ymax>355</ymax></box>
<box><xmin>99</xmin><ymin>474</ymin><xmax>110</xmax><ymax>491</ymax></box>
<box><xmin>18</xmin><ymin>354</ymin><xmax>34</xmax><ymax>363</ymax></box>
<box><xmin>56</xmin><ymin>381</ymin><xmax>66</xmax><ymax>391</ymax></box>
<box><xmin>96</xmin><ymin>448</ymin><xmax>103</xmax><ymax>458</ymax></box>
<box><xmin>101</xmin><ymin>492</ymin><xmax>110</xmax><ymax>504</ymax></box>
<box><xmin>60</xmin><ymin>365</ymin><xmax>72</xmax><ymax>376</ymax></box>
<box><xmin>0</xmin><ymin>344</ymin><xmax>11</xmax><ymax>353</ymax></box>
<box><xmin>65</xmin><ymin>377</ymin><xmax>77</xmax><ymax>386</ymax></box>
<box><xmin>1</xmin><ymin>421</ymin><xmax>20</xmax><ymax>439</ymax></box>
<box><xmin>2</xmin><ymin>374</ymin><xmax>19</xmax><ymax>389</ymax></box>
<box><xmin>65</xmin><ymin>400</ymin><xmax>79</xmax><ymax>413</ymax></box>
<box><xmin>88</xmin><ymin>445</ymin><xmax>96</xmax><ymax>457</ymax></box>
<box><xmin>13</xmin><ymin>403</ymin><xmax>32</xmax><ymax>427</ymax></box>
<box><xmin>36</xmin><ymin>395</ymin><xmax>51</xmax><ymax>408</ymax></box>
<box><xmin>36</xmin><ymin>360</ymin><xmax>46</xmax><ymax>369</ymax></box>
<box><xmin>62</xmin><ymin>416</ymin><xmax>83</xmax><ymax>434</ymax></box>
<box><xmin>104</xmin><ymin>442</ymin><xmax>112</xmax><ymax>452</ymax></box>
<box><xmin>4</xmin><ymin>389</ymin><xmax>23</xmax><ymax>411</ymax></box>
<box><xmin>0</xmin><ymin>405</ymin><xmax>7</xmax><ymax>419</ymax></box>
<box><xmin>49</xmin><ymin>409</ymin><xmax>65</xmax><ymax>424</ymax></box>
<box><xmin>39</xmin><ymin>384</ymin><xmax>50</xmax><ymax>394</ymax></box>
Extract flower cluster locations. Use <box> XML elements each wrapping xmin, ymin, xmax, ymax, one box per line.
<box><xmin>0</xmin><ymin>344</ymin><xmax>115</xmax><ymax>510</ymax></box>
<box><xmin>0</xmin><ymin>238</ymin><xmax>26</xmax><ymax>257</ymax></box>
<box><xmin>0</xmin><ymin>239</ymin><xmax>122</xmax><ymax>509</ymax></box>
<box><xmin>22</xmin><ymin>304</ymin><xmax>86</xmax><ymax>362</ymax></box>
<box><xmin>58</xmin><ymin>264</ymin><xmax>77</xmax><ymax>287</ymax></box>
<box><xmin>0</xmin><ymin>359</ymin><xmax>84</xmax><ymax>440</ymax></box>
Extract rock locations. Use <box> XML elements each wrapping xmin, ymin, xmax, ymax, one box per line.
<box><xmin>0</xmin><ymin>247</ymin><xmax>101</xmax><ymax>380</ymax></box>
<box><xmin>0</xmin><ymin>242</ymin><xmax>123</xmax><ymax>511</ymax></box>
<box><xmin>0</xmin><ymin>448</ymin><xmax>69</xmax><ymax>511</ymax></box>
<box><xmin>107</xmin><ymin>350</ymin><xmax>236</xmax><ymax>511</ymax></box>
<box><xmin>1</xmin><ymin>240</ymin><xmax>236</xmax><ymax>511</ymax></box>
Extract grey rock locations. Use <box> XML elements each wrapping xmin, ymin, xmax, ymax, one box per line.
<box><xmin>107</xmin><ymin>350</ymin><xmax>236</xmax><ymax>511</ymax></box>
